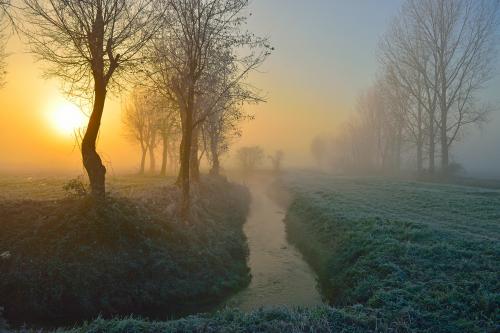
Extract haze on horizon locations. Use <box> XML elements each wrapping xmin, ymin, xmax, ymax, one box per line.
<box><xmin>1</xmin><ymin>0</ymin><xmax>500</xmax><ymax>178</ymax></box>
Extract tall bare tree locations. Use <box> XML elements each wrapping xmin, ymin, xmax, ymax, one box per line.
<box><xmin>380</xmin><ymin>12</ymin><xmax>439</xmax><ymax>175</ymax></box>
<box><xmin>122</xmin><ymin>91</ymin><xmax>150</xmax><ymax>174</ymax></box>
<box><xmin>148</xmin><ymin>0</ymin><xmax>270</xmax><ymax>219</ymax></box>
<box><xmin>405</xmin><ymin>0</ymin><xmax>499</xmax><ymax>173</ymax></box>
<box><xmin>20</xmin><ymin>0</ymin><xmax>162</xmax><ymax>199</ymax></box>
<box><xmin>158</xmin><ymin>101</ymin><xmax>180</xmax><ymax>177</ymax></box>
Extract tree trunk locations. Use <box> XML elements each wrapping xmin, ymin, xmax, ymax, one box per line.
<box><xmin>160</xmin><ymin>132</ymin><xmax>168</xmax><ymax>177</ymax></box>
<box><xmin>149</xmin><ymin>134</ymin><xmax>156</xmax><ymax>174</ymax></box>
<box><xmin>209</xmin><ymin>141</ymin><xmax>220</xmax><ymax>176</ymax></box>
<box><xmin>428</xmin><ymin>109</ymin><xmax>435</xmax><ymax>175</ymax></box>
<box><xmin>416</xmin><ymin>142</ymin><xmax>423</xmax><ymax>175</ymax></box>
<box><xmin>179</xmin><ymin>90</ymin><xmax>194</xmax><ymax>222</ymax></box>
<box><xmin>179</xmin><ymin>121</ymin><xmax>192</xmax><ymax>221</ymax></box>
<box><xmin>440</xmin><ymin>108</ymin><xmax>449</xmax><ymax>174</ymax></box>
<box><xmin>439</xmin><ymin>52</ymin><xmax>449</xmax><ymax>174</ymax></box>
<box><xmin>140</xmin><ymin>146</ymin><xmax>147</xmax><ymax>175</ymax></box>
<box><xmin>190</xmin><ymin>126</ymin><xmax>200</xmax><ymax>182</ymax></box>
<box><xmin>416</xmin><ymin>100</ymin><xmax>423</xmax><ymax>175</ymax></box>
<box><xmin>395</xmin><ymin>127</ymin><xmax>402</xmax><ymax>172</ymax></box>
<box><xmin>168</xmin><ymin>141</ymin><xmax>177</xmax><ymax>174</ymax></box>
<box><xmin>82</xmin><ymin>81</ymin><xmax>107</xmax><ymax>200</ymax></box>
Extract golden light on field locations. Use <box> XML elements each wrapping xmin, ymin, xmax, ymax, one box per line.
<box><xmin>49</xmin><ymin>101</ymin><xmax>87</xmax><ymax>136</ymax></box>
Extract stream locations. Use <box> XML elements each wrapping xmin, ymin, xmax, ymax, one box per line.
<box><xmin>222</xmin><ymin>178</ymin><xmax>323</xmax><ymax>310</ymax></box>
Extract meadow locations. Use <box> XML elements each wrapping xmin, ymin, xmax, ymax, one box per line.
<box><xmin>1</xmin><ymin>173</ymin><xmax>499</xmax><ymax>332</ymax></box>
<box><xmin>0</xmin><ymin>175</ymin><xmax>251</xmax><ymax>326</ymax></box>
<box><xmin>282</xmin><ymin>172</ymin><xmax>500</xmax><ymax>332</ymax></box>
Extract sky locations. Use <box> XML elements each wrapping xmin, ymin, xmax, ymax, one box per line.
<box><xmin>0</xmin><ymin>0</ymin><xmax>499</xmax><ymax>177</ymax></box>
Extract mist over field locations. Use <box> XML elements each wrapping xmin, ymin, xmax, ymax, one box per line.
<box><xmin>0</xmin><ymin>1</ymin><xmax>499</xmax><ymax>332</ymax></box>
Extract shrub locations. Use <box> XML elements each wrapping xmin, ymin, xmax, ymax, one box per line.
<box><xmin>62</xmin><ymin>177</ymin><xmax>88</xmax><ymax>198</ymax></box>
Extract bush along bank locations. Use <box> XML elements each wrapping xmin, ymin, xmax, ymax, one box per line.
<box><xmin>0</xmin><ymin>176</ymin><xmax>251</xmax><ymax>326</ymax></box>
<box><xmin>282</xmin><ymin>183</ymin><xmax>500</xmax><ymax>332</ymax></box>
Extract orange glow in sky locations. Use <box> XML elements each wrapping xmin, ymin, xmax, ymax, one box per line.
<box><xmin>48</xmin><ymin>100</ymin><xmax>87</xmax><ymax>136</ymax></box>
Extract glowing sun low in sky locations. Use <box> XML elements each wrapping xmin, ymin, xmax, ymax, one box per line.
<box><xmin>50</xmin><ymin>101</ymin><xmax>87</xmax><ymax>135</ymax></box>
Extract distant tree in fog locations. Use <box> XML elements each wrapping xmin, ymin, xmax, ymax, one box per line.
<box><xmin>237</xmin><ymin>146</ymin><xmax>264</xmax><ymax>176</ymax></box>
<box><xmin>157</xmin><ymin>99</ymin><xmax>179</xmax><ymax>177</ymax></box>
<box><xmin>380</xmin><ymin>14</ymin><xmax>438</xmax><ymax>175</ymax></box>
<box><xmin>122</xmin><ymin>89</ymin><xmax>161</xmax><ymax>175</ymax></box>
<box><xmin>381</xmin><ymin>0</ymin><xmax>499</xmax><ymax>176</ymax></box>
<box><xmin>269</xmin><ymin>150</ymin><xmax>284</xmax><ymax>174</ymax></box>
<box><xmin>20</xmin><ymin>0</ymin><xmax>163</xmax><ymax>199</ymax></box>
<box><xmin>311</xmin><ymin>137</ymin><xmax>327</xmax><ymax>168</ymax></box>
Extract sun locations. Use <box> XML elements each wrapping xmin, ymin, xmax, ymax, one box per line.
<box><xmin>50</xmin><ymin>101</ymin><xmax>87</xmax><ymax>135</ymax></box>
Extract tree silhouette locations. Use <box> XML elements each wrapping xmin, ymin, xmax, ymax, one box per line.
<box><xmin>20</xmin><ymin>0</ymin><xmax>163</xmax><ymax>199</ymax></box>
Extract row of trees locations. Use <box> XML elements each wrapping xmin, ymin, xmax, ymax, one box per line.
<box><xmin>236</xmin><ymin>146</ymin><xmax>284</xmax><ymax>176</ymax></box>
<box><xmin>0</xmin><ymin>0</ymin><xmax>271</xmax><ymax>220</ymax></box>
<box><xmin>324</xmin><ymin>0</ymin><xmax>499</xmax><ymax>177</ymax></box>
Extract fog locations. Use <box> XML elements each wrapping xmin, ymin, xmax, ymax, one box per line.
<box><xmin>0</xmin><ymin>0</ymin><xmax>499</xmax><ymax>179</ymax></box>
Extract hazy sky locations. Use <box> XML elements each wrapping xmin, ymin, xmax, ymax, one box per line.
<box><xmin>1</xmin><ymin>0</ymin><xmax>499</xmax><ymax>176</ymax></box>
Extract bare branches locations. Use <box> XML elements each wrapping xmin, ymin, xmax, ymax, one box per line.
<box><xmin>375</xmin><ymin>0</ymin><xmax>499</xmax><ymax>175</ymax></box>
<box><xmin>20</xmin><ymin>0</ymin><xmax>164</xmax><ymax>99</ymax></box>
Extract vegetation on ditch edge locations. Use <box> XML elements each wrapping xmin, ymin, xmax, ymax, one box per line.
<box><xmin>0</xmin><ymin>177</ymin><xmax>251</xmax><ymax>326</ymax></box>
<box><xmin>283</xmin><ymin>176</ymin><xmax>500</xmax><ymax>332</ymax></box>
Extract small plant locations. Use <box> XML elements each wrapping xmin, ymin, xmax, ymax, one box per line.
<box><xmin>63</xmin><ymin>177</ymin><xmax>88</xmax><ymax>198</ymax></box>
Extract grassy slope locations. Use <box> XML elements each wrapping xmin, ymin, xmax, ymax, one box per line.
<box><xmin>283</xmin><ymin>172</ymin><xmax>500</xmax><ymax>332</ymax></box>
<box><xmin>50</xmin><ymin>307</ymin><xmax>375</xmax><ymax>333</ymax></box>
<box><xmin>0</xmin><ymin>176</ymin><xmax>251</xmax><ymax>325</ymax></box>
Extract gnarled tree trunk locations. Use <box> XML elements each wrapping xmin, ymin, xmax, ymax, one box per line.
<box><xmin>82</xmin><ymin>81</ymin><xmax>107</xmax><ymax>200</ymax></box>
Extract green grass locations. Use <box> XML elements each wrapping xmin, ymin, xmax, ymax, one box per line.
<box><xmin>3</xmin><ymin>172</ymin><xmax>500</xmax><ymax>332</ymax></box>
<box><xmin>282</xmin><ymin>172</ymin><xmax>500</xmax><ymax>332</ymax></box>
<box><xmin>19</xmin><ymin>307</ymin><xmax>376</xmax><ymax>333</ymax></box>
<box><xmin>0</xmin><ymin>176</ymin><xmax>251</xmax><ymax>327</ymax></box>
<box><xmin>0</xmin><ymin>175</ymin><xmax>170</xmax><ymax>201</ymax></box>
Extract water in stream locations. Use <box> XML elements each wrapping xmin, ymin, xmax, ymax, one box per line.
<box><xmin>223</xmin><ymin>179</ymin><xmax>323</xmax><ymax>310</ymax></box>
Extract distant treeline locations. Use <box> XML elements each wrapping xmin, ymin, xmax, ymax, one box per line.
<box><xmin>312</xmin><ymin>0</ymin><xmax>499</xmax><ymax>178</ymax></box>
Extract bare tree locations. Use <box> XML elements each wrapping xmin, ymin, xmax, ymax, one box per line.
<box><xmin>20</xmin><ymin>0</ymin><xmax>162</xmax><ymax>199</ymax></box>
<box><xmin>158</xmin><ymin>101</ymin><xmax>180</xmax><ymax>177</ymax></box>
<box><xmin>236</xmin><ymin>146</ymin><xmax>264</xmax><ymax>176</ymax></box>
<box><xmin>122</xmin><ymin>91</ymin><xmax>150</xmax><ymax>174</ymax></box>
<box><xmin>148</xmin><ymin>0</ymin><xmax>271</xmax><ymax>219</ymax></box>
<box><xmin>327</xmin><ymin>82</ymin><xmax>408</xmax><ymax>175</ymax></box>
<box><xmin>269</xmin><ymin>150</ymin><xmax>284</xmax><ymax>175</ymax></box>
<box><xmin>404</xmin><ymin>0</ymin><xmax>499</xmax><ymax>174</ymax></box>
<box><xmin>201</xmin><ymin>99</ymin><xmax>247</xmax><ymax>176</ymax></box>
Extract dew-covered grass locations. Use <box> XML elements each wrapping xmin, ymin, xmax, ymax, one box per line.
<box><xmin>282</xmin><ymin>171</ymin><xmax>500</xmax><ymax>332</ymax></box>
<box><xmin>0</xmin><ymin>176</ymin><xmax>251</xmax><ymax>327</ymax></box>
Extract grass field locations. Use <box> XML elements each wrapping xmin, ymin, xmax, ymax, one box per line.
<box><xmin>2</xmin><ymin>172</ymin><xmax>499</xmax><ymax>332</ymax></box>
<box><xmin>0</xmin><ymin>175</ymin><xmax>252</xmax><ymax>327</ymax></box>
<box><xmin>0</xmin><ymin>174</ymin><xmax>170</xmax><ymax>201</ymax></box>
<box><xmin>282</xmin><ymin>171</ymin><xmax>500</xmax><ymax>332</ymax></box>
